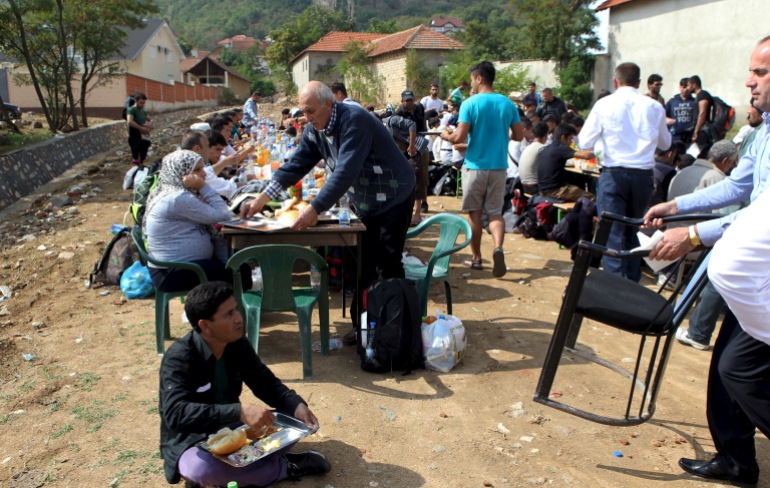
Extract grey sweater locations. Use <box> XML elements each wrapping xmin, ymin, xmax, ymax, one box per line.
<box><xmin>145</xmin><ymin>184</ymin><xmax>233</xmax><ymax>268</ymax></box>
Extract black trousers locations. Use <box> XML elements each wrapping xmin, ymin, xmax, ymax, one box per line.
<box><xmin>352</xmin><ymin>193</ymin><xmax>414</xmax><ymax>319</ymax></box>
<box><xmin>128</xmin><ymin>134</ymin><xmax>152</xmax><ymax>163</ymax></box>
<box><xmin>707</xmin><ymin>310</ymin><xmax>770</xmax><ymax>480</ymax></box>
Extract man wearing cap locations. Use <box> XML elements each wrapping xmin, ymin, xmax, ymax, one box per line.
<box><xmin>441</xmin><ymin>61</ymin><xmax>523</xmax><ymax>278</ymax></box>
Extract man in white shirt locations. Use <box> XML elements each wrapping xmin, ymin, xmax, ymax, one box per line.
<box><xmin>420</xmin><ymin>84</ymin><xmax>444</xmax><ymax>115</ymax></box>
<box><xmin>578</xmin><ymin>62</ymin><xmax>671</xmax><ymax>282</ymax></box>
<box><xmin>644</xmin><ymin>35</ymin><xmax>770</xmax><ymax>486</ymax></box>
<box><xmin>518</xmin><ymin>122</ymin><xmax>548</xmax><ymax>194</ymax></box>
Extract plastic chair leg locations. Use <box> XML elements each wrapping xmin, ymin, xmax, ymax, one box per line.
<box><xmin>246</xmin><ymin>307</ymin><xmax>261</xmax><ymax>353</ymax></box>
<box><xmin>414</xmin><ymin>278</ymin><xmax>429</xmax><ymax>318</ymax></box>
<box><xmin>444</xmin><ymin>280</ymin><xmax>452</xmax><ymax>315</ymax></box>
<box><xmin>318</xmin><ymin>295</ymin><xmax>330</xmax><ymax>356</ymax></box>
<box><xmin>155</xmin><ymin>294</ymin><xmax>169</xmax><ymax>355</ymax></box>
<box><xmin>296</xmin><ymin>307</ymin><xmax>314</xmax><ymax>379</ymax></box>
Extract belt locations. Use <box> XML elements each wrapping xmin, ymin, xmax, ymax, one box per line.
<box><xmin>601</xmin><ymin>166</ymin><xmax>653</xmax><ymax>175</ymax></box>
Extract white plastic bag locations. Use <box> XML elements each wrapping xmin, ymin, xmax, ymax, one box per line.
<box><xmin>421</xmin><ymin>312</ymin><xmax>466</xmax><ymax>373</ymax></box>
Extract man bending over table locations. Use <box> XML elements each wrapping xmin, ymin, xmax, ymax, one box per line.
<box><xmin>159</xmin><ymin>281</ymin><xmax>330</xmax><ymax>486</ymax></box>
<box><xmin>241</xmin><ymin>80</ymin><xmax>415</xmax><ymax>345</ymax></box>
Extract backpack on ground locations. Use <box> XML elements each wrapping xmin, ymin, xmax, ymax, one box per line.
<box><xmin>359</xmin><ymin>279</ymin><xmax>424</xmax><ymax>374</ymax></box>
<box><xmin>87</xmin><ymin>226</ymin><xmax>141</xmax><ymax>288</ymax></box>
<box><xmin>128</xmin><ymin>159</ymin><xmax>162</xmax><ymax>225</ymax></box>
<box><xmin>709</xmin><ymin>96</ymin><xmax>735</xmax><ymax>141</ymax></box>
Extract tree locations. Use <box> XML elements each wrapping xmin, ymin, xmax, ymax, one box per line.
<box><xmin>513</xmin><ymin>0</ymin><xmax>601</xmax><ymax>70</ymax></box>
<box><xmin>404</xmin><ymin>49</ymin><xmax>434</xmax><ymax>98</ymax></box>
<box><xmin>366</xmin><ymin>18</ymin><xmax>399</xmax><ymax>34</ymax></box>
<box><xmin>265</xmin><ymin>5</ymin><xmax>355</xmax><ymax>92</ymax></box>
<box><xmin>336</xmin><ymin>40</ymin><xmax>384</xmax><ymax>104</ymax></box>
<box><xmin>70</xmin><ymin>0</ymin><xmax>157</xmax><ymax>127</ymax></box>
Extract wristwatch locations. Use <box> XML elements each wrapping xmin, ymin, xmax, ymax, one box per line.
<box><xmin>688</xmin><ymin>225</ymin><xmax>702</xmax><ymax>247</ymax></box>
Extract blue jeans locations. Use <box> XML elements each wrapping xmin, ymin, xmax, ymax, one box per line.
<box><xmin>688</xmin><ymin>281</ymin><xmax>725</xmax><ymax>344</ymax></box>
<box><xmin>596</xmin><ymin>168</ymin><xmax>654</xmax><ymax>282</ymax></box>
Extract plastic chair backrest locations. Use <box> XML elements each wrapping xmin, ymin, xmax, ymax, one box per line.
<box><xmin>406</xmin><ymin>213</ymin><xmax>472</xmax><ymax>274</ymax></box>
<box><xmin>130</xmin><ymin>225</ymin><xmax>208</xmax><ymax>283</ymax></box>
<box><xmin>131</xmin><ymin>225</ymin><xmax>149</xmax><ymax>266</ymax></box>
<box><xmin>226</xmin><ymin>244</ymin><xmax>328</xmax><ymax>312</ymax></box>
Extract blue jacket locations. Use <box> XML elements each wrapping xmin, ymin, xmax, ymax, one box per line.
<box><xmin>272</xmin><ymin>102</ymin><xmax>415</xmax><ymax>218</ymax></box>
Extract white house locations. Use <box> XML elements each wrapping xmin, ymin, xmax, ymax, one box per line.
<box><xmin>596</xmin><ymin>0</ymin><xmax>764</xmax><ymax>116</ymax></box>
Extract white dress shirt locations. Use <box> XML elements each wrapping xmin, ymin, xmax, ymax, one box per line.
<box><xmin>709</xmin><ymin>183</ymin><xmax>770</xmax><ymax>345</ymax></box>
<box><xmin>578</xmin><ymin>86</ymin><xmax>671</xmax><ymax>170</ymax></box>
<box><xmin>204</xmin><ymin>166</ymin><xmax>237</xmax><ymax>200</ymax></box>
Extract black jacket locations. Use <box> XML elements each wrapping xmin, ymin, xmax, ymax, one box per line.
<box><xmin>159</xmin><ymin>331</ymin><xmax>305</xmax><ymax>483</ymax></box>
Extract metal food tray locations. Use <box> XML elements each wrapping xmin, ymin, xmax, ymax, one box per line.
<box><xmin>198</xmin><ymin>412</ymin><xmax>318</xmax><ymax>468</ymax></box>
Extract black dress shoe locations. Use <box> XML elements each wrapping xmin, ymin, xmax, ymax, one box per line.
<box><xmin>286</xmin><ymin>450</ymin><xmax>331</xmax><ymax>480</ymax></box>
<box><xmin>421</xmin><ymin>201</ymin><xmax>428</xmax><ymax>213</ymax></box>
<box><xmin>679</xmin><ymin>458</ymin><xmax>758</xmax><ymax>485</ymax></box>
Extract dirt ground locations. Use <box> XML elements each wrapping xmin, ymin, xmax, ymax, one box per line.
<box><xmin>0</xmin><ymin>103</ymin><xmax>768</xmax><ymax>488</ymax></box>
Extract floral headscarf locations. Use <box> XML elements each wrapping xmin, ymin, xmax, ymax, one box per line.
<box><xmin>143</xmin><ymin>150</ymin><xmax>208</xmax><ymax>232</ymax></box>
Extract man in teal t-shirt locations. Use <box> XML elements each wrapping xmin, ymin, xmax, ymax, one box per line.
<box><xmin>440</xmin><ymin>61</ymin><xmax>522</xmax><ymax>278</ymax></box>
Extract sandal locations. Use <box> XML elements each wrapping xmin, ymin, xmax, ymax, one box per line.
<box><xmin>492</xmin><ymin>247</ymin><xmax>507</xmax><ymax>278</ymax></box>
<box><xmin>463</xmin><ymin>258</ymin><xmax>483</xmax><ymax>270</ymax></box>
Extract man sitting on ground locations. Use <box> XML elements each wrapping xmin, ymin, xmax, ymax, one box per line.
<box><xmin>160</xmin><ymin>281</ymin><xmax>331</xmax><ymax>486</ymax></box>
<box><xmin>536</xmin><ymin>123</ymin><xmax>595</xmax><ymax>202</ymax></box>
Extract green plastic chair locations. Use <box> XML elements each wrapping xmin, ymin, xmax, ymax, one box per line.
<box><xmin>404</xmin><ymin>213</ymin><xmax>472</xmax><ymax>317</ymax></box>
<box><xmin>226</xmin><ymin>244</ymin><xmax>330</xmax><ymax>379</ymax></box>
<box><xmin>131</xmin><ymin>226</ymin><xmax>208</xmax><ymax>355</ymax></box>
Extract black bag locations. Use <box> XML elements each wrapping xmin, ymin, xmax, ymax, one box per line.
<box><xmin>87</xmin><ymin>227</ymin><xmax>141</xmax><ymax>288</ymax></box>
<box><xmin>359</xmin><ymin>279</ymin><xmax>424</xmax><ymax>374</ymax></box>
<box><xmin>121</xmin><ymin>96</ymin><xmax>135</xmax><ymax>120</ymax></box>
<box><xmin>709</xmin><ymin>96</ymin><xmax>736</xmax><ymax>141</ymax></box>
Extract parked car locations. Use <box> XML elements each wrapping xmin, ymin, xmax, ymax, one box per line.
<box><xmin>2</xmin><ymin>103</ymin><xmax>22</xmax><ymax>120</ymax></box>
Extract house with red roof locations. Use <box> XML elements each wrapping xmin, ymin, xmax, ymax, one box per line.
<box><xmin>595</xmin><ymin>0</ymin><xmax>758</xmax><ymax>115</ymax></box>
<box><xmin>429</xmin><ymin>17</ymin><xmax>465</xmax><ymax>36</ymax></box>
<box><xmin>290</xmin><ymin>25</ymin><xmax>463</xmax><ymax>103</ymax></box>
<box><xmin>181</xmin><ymin>54</ymin><xmax>251</xmax><ymax>100</ymax></box>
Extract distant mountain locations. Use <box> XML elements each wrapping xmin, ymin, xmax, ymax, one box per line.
<box><xmin>155</xmin><ymin>0</ymin><xmax>516</xmax><ymax>52</ymax></box>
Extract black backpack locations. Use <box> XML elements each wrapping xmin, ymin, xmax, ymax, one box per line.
<box><xmin>709</xmin><ymin>96</ymin><xmax>735</xmax><ymax>141</ymax></box>
<box><xmin>359</xmin><ymin>279</ymin><xmax>424</xmax><ymax>374</ymax></box>
<box><xmin>120</xmin><ymin>96</ymin><xmax>136</xmax><ymax>120</ymax></box>
<box><xmin>87</xmin><ymin>226</ymin><xmax>141</xmax><ymax>288</ymax></box>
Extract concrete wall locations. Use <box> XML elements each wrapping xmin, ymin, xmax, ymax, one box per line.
<box><xmin>291</xmin><ymin>53</ymin><xmax>345</xmax><ymax>91</ymax></box>
<box><xmin>516</xmin><ymin>60</ymin><xmax>560</xmax><ymax>90</ymax></box>
<box><xmin>603</xmin><ymin>0</ymin><xmax>762</xmax><ymax>115</ymax></box>
<box><xmin>0</xmin><ymin>121</ymin><xmax>126</xmax><ymax>210</ymax></box>
<box><xmin>371</xmin><ymin>53</ymin><xmax>408</xmax><ymax>104</ymax></box>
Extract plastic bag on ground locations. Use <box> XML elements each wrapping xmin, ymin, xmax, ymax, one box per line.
<box><xmin>120</xmin><ymin>261</ymin><xmax>154</xmax><ymax>299</ymax></box>
<box><xmin>421</xmin><ymin>311</ymin><xmax>466</xmax><ymax>373</ymax></box>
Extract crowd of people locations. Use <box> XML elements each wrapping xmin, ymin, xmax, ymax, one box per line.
<box><xmin>122</xmin><ymin>35</ymin><xmax>770</xmax><ymax>486</ymax></box>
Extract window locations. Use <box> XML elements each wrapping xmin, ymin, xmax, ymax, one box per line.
<box><xmin>150</xmin><ymin>47</ymin><xmax>157</xmax><ymax>59</ymax></box>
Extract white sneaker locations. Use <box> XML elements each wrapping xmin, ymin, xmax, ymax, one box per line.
<box><xmin>675</xmin><ymin>327</ymin><xmax>710</xmax><ymax>351</ymax></box>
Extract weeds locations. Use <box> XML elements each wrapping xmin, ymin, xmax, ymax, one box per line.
<box><xmin>51</xmin><ymin>424</ymin><xmax>73</xmax><ymax>439</ymax></box>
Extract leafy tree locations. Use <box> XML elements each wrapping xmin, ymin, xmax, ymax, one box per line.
<box><xmin>336</xmin><ymin>40</ymin><xmax>384</xmax><ymax>104</ymax></box>
<box><xmin>513</xmin><ymin>0</ymin><xmax>601</xmax><ymax>70</ymax></box>
<box><xmin>265</xmin><ymin>5</ymin><xmax>355</xmax><ymax>81</ymax></box>
<box><xmin>404</xmin><ymin>49</ymin><xmax>434</xmax><ymax>98</ymax></box>
<box><xmin>493</xmin><ymin>63</ymin><xmax>529</xmax><ymax>97</ymax></box>
<box><xmin>366</xmin><ymin>18</ymin><xmax>400</xmax><ymax>34</ymax></box>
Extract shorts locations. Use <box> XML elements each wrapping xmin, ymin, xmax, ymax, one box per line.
<box><xmin>461</xmin><ymin>168</ymin><xmax>506</xmax><ymax>215</ymax></box>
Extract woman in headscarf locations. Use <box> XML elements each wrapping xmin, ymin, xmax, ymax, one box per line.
<box><xmin>143</xmin><ymin>149</ymin><xmax>246</xmax><ymax>292</ymax></box>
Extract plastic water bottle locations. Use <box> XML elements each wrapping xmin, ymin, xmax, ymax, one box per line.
<box><xmin>365</xmin><ymin>321</ymin><xmax>377</xmax><ymax>359</ymax></box>
<box><xmin>310</xmin><ymin>265</ymin><xmax>321</xmax><ymax>290</ymax></box>
<box><xmin>238</xmin><ymin>169</ymin><xmax>247</xmax><ymax>184</ymax></box>
<box><xmin>312</xmin><ymin>338</ymin><xmax>342</xmax><ymax>352</ymax></box>
<box><xmin>227</xmin><ymin>482</ymin><xmax>238</xmax><ymax>488</ymax></box>
<box><xmin>251</xmin><ymin>267</ymin><xmax>263</xmax><ymax>291</ymax></box>
<box><xmin>338</xmin><ymin>194</ymin><xmax>351</xmax><ymax>227</ymax></box>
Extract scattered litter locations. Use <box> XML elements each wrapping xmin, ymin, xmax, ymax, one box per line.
<box><xmin>613</xmin><ymin>451</ymin><xmax>623</xmax><ymax>458</ymax></box>
<box><xmin>22</xmin><ymin>353</ymin><xmax>35</xmax><ymax>361</ymax></box>
<box><xmin>11</xmin><ymin>409</ymin><xmax>25</xmax><ymax>415</ymax></box>
<box><xmin>530</xmin><ymin>448</ymin><xmax>540</xmax><ymax>454</ymax></box>
<box><xmin>37</xmin><ymin>244</ymin><xmax>47</xmax><ymax>251</ymax></box>
<box><xmin>75</xmin><ymin>336</ymin><xmax>84</xmax><ymax>344</ymax></box>
<box><xmin>401</xmin><ymin>253</ymin><xmax>423</xmax><ymax>266</ymax></box>
<box><xmin>333</xmin><ymin>416</ymin><xmax>342</xmax><ymax>423</ymax></box>
<box><xmin>1</xmin><ymin>457</ymin><xmax>10</xmax><ymax>464</ymax></box>
<box><xmin>549</xmin><ymin>390</ymin><xmax>563</xmax><ymax>398</ymax></box>
<box><xmin>57</xmin><ymin>251</ymin><xmax>75</xmax><ymax>260</ymax></box>
<box><xmin>100</xmin><ymin>291</ymin><xmax>110</xmax><ymax>296</ymax></box>
<box><xmin>431</xmin><ymin>444</ymin><xmax>446</xmax><ymax>453</ymax></box>
<box><xmin>0</xmin><ymin>306</ymin><xmax>10</xmax><ymax>316</ymax></box>
<box><xmin>32</xmin><ymin>322</ymin><xmax>44</xmax><ymax>330</ymax></box>
<box><xmin>369</xmin><ymin>482</ymin><xmax>379</xmax><ymax>487</ymax></box>
<box><xmin>519</xmin><ymin>435</ymin><xmax>535</xmax><ymax>443</ymax></box>
<box><xmin>122</xmin><ymin>376</ymin><xmax>131</xmax><ymax>381</ymax></box>
<box><xmin>497</xmin><ymin>423</ymin><xmax>510</xmax><ymax>435</ymax></box>
<box><xmin>620</xmin><ymin>439</ymin><xmax>629</xmax><ymax>446</ymax></box>
<box><xmin>621</xmin><ymin>357</ymin><xmax>635</xmax><ymax>363</ymax></box>
<box><xmin>511</xmin><ymin>401</ymin><xmax>527</xmax><ymax>417</ymax></box>
<box><xmin>529</xmin><ymin>414</ymin><xmax>548</xmax><ymax>425</ymax></box>
<box><xmin>379</xmin><ymin>406</ymin><xmax>397</xmax><ymax>421</ymax></box>
<box><xmin>0</xmin><ymin>285</ymin><xmax>12</xmax><ymax>302</ymax></box>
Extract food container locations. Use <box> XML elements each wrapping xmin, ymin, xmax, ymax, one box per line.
<box><xmin>197</xmin><ymin>412</ymin><xmax>318</xmax><ymax>467</ymax></box>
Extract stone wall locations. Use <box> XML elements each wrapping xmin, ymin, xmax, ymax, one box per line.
<box><xmin>0</xmin><ymin>121</ymin><xmax>127</xmax><ymax>210</ymax></box>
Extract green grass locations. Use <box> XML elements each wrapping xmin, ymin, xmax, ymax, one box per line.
<box><xmin>145</xmin><ymin>406</ymin><xmax>159</xmax><ymax>415</ymax></box>
<box><xmin>0</xmin><ymin>130</ymin><xmax>53</xmax><ymax>155</ymax></box>
<box><xmin>79</xmin><ymin>372</ymin><xmax>101</xmax><ymax>391</ymax></box>
<box><xmin>71</xmin><ymin>401</ymin><xmax>117</xmax><ymax>432</ymax></box>
<box><xmin>51</xmin><ymin>424</ymin><xmax>73</xmax><ymax>439</ymax></box>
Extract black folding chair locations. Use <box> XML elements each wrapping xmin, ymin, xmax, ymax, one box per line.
<box><xmin>534</xmin><ymin>212</ymin><xmax>721</xmax><ymax>426</ymax></box>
